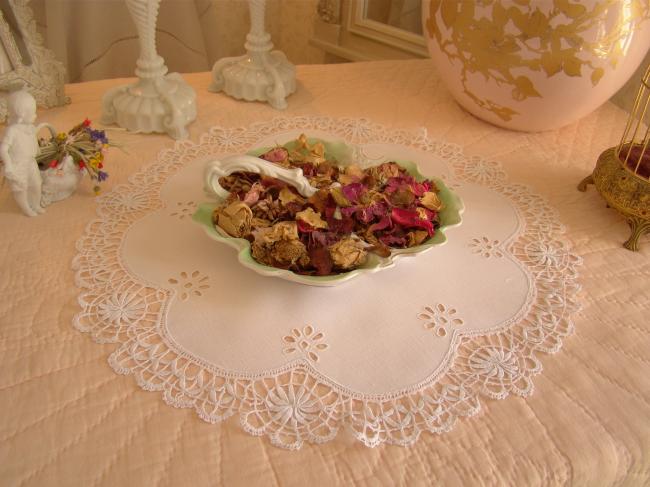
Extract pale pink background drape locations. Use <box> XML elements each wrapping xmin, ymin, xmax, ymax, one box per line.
<box><xmin>30</xmin><ymin>0</ymin><xmax>324</xmax><ymax>83</ymax></box>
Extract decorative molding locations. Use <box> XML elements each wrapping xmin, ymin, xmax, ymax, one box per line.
<box><xmin>317</xmin><ymin>0</ymin><xmax>342</xmax><ymax>24</ymax></box>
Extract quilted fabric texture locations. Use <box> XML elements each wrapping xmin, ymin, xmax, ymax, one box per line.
<box><xmin>0</xmin><ymin>60</ymin><xmax>648</xmax><ymax>486</ymax></box>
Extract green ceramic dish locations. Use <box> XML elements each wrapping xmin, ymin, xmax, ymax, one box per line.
<box><xmin>193</xmin><ymin>138</ymin><xmax>464</xmax><ymax>286</ymax></box>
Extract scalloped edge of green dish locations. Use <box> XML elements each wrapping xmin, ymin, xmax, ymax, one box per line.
<box><xmin>192</xmin><ymin>139</ymin><xmax>464</xmax><ymax>286</ymax></box>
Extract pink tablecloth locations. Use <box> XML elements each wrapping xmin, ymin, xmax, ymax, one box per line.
<box><xmin>1</xmin><ymin>60</ymin><xmax>648</xmax><ymax>486</ymax></box>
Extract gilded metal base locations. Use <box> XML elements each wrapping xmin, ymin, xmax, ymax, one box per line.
<box><xmin>578</xmin><ymin>147</ymin><xmax>650</xmax><ymax>251</ymax></box>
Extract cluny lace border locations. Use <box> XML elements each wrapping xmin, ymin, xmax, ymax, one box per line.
<box><xmin>72</xmin><ymin>117</ymin><xmax>582</xmax><ymax>449</ymax></box>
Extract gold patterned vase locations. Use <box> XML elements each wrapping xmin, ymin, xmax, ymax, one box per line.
<box><xmin>422</xmin><ymin>0</ymin><xmax>650</xmax><ymax>131</ymax></box>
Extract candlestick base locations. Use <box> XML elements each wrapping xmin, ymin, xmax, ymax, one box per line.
<box><xmin>209</xmin><ymin>50</ymin><xmax>296</xmax><ymax>110</ymax></box>
<box><xmin>101</xmin><ymin>70</ymin><xmax>196</xmax><ymax>140</ymax></box>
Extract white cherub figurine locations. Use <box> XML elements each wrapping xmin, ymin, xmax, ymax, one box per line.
<box><xmin>0</xmin><ymin>89</ymin><xmax>44</xmax><ymax>216</ymax></box>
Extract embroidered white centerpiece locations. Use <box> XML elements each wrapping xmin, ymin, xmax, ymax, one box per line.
<box><xmin>73</xmin><ymin>118</ymin><xmax>581</xmax><ymax>449</ymax></box>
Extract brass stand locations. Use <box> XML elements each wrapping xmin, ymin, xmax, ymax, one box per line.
<box><xmin>578</xmin><ymin>147</ymin><xmax>650</xmax><ymax>251</ymax></box>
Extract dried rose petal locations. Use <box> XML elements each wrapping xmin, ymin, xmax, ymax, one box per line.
<box><xmin>410</xmin><ymin>181</ymin><xmax>430</xmax><ymax>197</ymax></box>
<box><xmin>389</xmin><ymin>188</ymin><xmax>416</xmax><ymax>207</ymax></box>
<box><xmin>296</xmin><ymin>207</ymin><xmax>328</xmax><ymax>229</ymax></box>
<box><xmin>420</xmin><ymin>191</ymin><xmax>443</xmax><ymax>211</ymax></box>
<box><xmin>297</xmin><ymin>219</ymin><xmax>315</xmax><ymax>233</ymax></box>
<box><xmin>379</xmin><ymin>234</ymin><xmax>407</xmax><ymax>247</ymax></box>
<box><xmin>243</xmin><ymin>182</ymin><xmax>265</xmax><ymax>206</ymax></box>
<box><xmin>330</xmin><ymin>187</ymin><xmax>352</xmax><ymax>207</ymax></box>
<box><xmin>251</xmin><ymin>217</ymin><xmax>272</xmax><ymax>229</ymax></box>
<box><xmin>407</xmin><ymin>230</ymin><xmax>429</xmax><ymax>247</ymax></box>
<box><xmin>338</xmin><ymin>164</ymin><xmax>364</xmax><ymax>185</ymax></box>
<box><xmin>355</xmin><ymin>206</ymin><xmax>375</xmax><ymax>224</ymax></box>
<box><xmin>261</xmin><ymin>147</ymin><xmax>289</xmax><ymax>164</ymax></box>
<box><xmin>220</xmin><ymin>135</ymin><xmax>445</xmax><ymax>275</ymax></box>
<box><xmin>260</xmin><ymin>175</ymin><xmax>288</xmax><ymax>190</ymax></box>
<box><xmin>215</xmin><ymin>201</ymin><xmax>253</xmax><ymax>237</ymax></box>
<box><xmin>307</xmin><ymin>189</ymin><xmax>331</xmax><ymax>214</ymax></box>
<box><xmin>391</xmin><ymin>207</ymin><xmax>434</xmax><ymax>235</ymax></box>
<box><xmin>369</xmin><ymin>215</ymin><xmax>392</xmax><ymax>233</ymax></box>
<box><xmin>329</xmin><ymin>237</ymin><xmax>367</xmax><ymax>269</ymax></box>
<box><xmin>279</xmin><ymin>186</ymin><xmax>303</xmax><ymax>206</ymax></box>
<box><xmin>274</xmin><ymin>239</ymin><xmax>310</xmax><ymax>266</ymax></box>
<box><xmin>252</xmin><ymin>221</ymin><xmax>309</xmax><ymax>267</ymax></box>
<box><xmin>309</xmin><ymin>245</ymin><xmax>333</xmax><ymax>275</ymax></box>
<box><xmin>342</xmin><ymin>182</ymin><xmax>366</xmax><ymax>203</ymax></box>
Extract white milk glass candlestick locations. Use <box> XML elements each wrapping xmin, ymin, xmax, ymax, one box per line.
<box><xmin>101</xmin><ymin>0</ymin><xmax>196</xmax><ymax>139</ymax></box>
<box><xmin>209</xmin><ymin>0</ymin><xmax>296</xmax><ymax>110</ymax></box>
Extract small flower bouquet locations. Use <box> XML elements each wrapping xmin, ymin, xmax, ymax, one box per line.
<box><xmin>36</xmin><ymin>118</ymin><xmax>112</xmax><ymax>194</ymax></box>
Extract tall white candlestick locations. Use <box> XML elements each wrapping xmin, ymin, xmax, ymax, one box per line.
<box><xmin>101</xmin><ymin>0</ymin><xmax>197</xmax><ymax>139</ymax></box>
<box><xmin>209</xmin><ymin>0</ymin><xmax>296</xmax><ymax>110</ymax></box>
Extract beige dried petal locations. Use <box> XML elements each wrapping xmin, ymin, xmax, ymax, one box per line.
<box><xmin>407</xmin><ymin>230</ymin><xmax>429</xmax><ymax>247</ymax></box>
<box><xmin>303</xmin><ymin>154</ymin><xmax>327</xmax><ymax>165</ymax></box>
<box><xmin>416</xmin><ymin>207</ymin><xmax>429</xmax><ymax>220</ymax></box>
<box><xmin>296</xmin><ymin>207</ymin><xmax>328</xmax><ymax>229</ymax></box>
<box><xmin>309</xmin><ymin>174</ymin><xmax>334</xmax><ymax>188</ymax></box>
<box><xmin>251</xmin><ymin>217</ymin><xmax>272</xmax><ymax>229</ymax></box>
<box><xmin>345</xmin><ymin>164</ymin><xmax>364</xmax><ymax>179</ymax></box>
<box><xmin>274</xmin><ymin>239</ymin><xmax>309</xmax><ymax>265</ymax></box>
<box><xmin>337</xmin><ymin>173</ymin><xmax>356</xmax><ymax>185</ymax></box>
<box><xmin>252</xmin><ymin>241</ymin><xmax>273</xmax><ymax>266</ymax></box>
<box><xmin>362</xmin><ymin>189</ymin><xmax>385</xmax><ymax>205</ymax></box>
<box><xmin>312</xmin><ymin>142</ymin><xmax>325</xmax><ymax>157</ymax></box>
<box><xmin>329</xmin><ymin>237</ymin><xmax>367</xmax><ymax>270</ymax></box>
<box><xmin>256</xmin><ymin>221</ymin><xmax>300</xmax><ymax>245</ymax></box>
<box><xmin>330</xmin><ymin>187</ymin><xmax>352</xmax><ymax>207</ymax></box>
<box><xmin>279</xmin><ymin>187</ymin><xmax>303</xmax><ymax>206</ymax></box>
<box><xmin>216</xmin><ymin>201</ymin><xmax>253</xmax><ymax>237</ymax></box>
<box><xmin>297</xmin><ymin>133</ymin><xmax>308</xmax><ymax>149</ymax></box>
<box><xmin>420</xmin><ymin>191</ymin><xmax>443</xmax><ymax>211</ymax></box>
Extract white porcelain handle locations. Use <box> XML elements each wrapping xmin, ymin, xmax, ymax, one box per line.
<box><xmin>204</xmin><ymin>154</ymin><xmax>318</xmax><ymax>199</ymax></box>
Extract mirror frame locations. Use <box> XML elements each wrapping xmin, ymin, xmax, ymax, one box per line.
<box><xmin>0</xmin><ymin>0</ymin><xmax>68</xmax><ymax>121</ymax></box>
<box><xmin>347</xmin><ymin>0</ymin><xmax>428</xmax><ymax>57</ymax></box>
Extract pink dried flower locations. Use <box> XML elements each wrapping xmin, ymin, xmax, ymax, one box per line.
<box><xmin>261</xmin><ymin>147</ymin><xmax>289</xmax><ymax>164</ymax></box>
<box><xmin>341</xmin><ymin>183</ymin><xmax>366</xmax><ymax>203</ymax></box>
<box><xmin>391</xmin><ymin>208</ymin><xmax>434</xmax><ymax>235</ymax></box>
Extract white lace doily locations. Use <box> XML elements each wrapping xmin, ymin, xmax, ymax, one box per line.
<box><xmin>73</xmin><ymin>117</ymin><xmax>581</xmax><ymax>449</ymax></box>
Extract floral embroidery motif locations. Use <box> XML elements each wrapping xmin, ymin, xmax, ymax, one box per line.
<box><xmin>266</xmin><ymin>383</ymin><xmax>321</xmax><ymax>425</ymax></box>
<box><xmin>167</xmin><ymin>270</ymin><xmax>210</xmax><ymax>301</ymax></box>
<box><xmin>211</xmin><ymin>127</ymin><xmax>246</xmax><ymax>151</ymax></box>
<box><xmin>105</xmin><ymin>190</ymin><xmax>149</xmax><ymax>212</ymax></box>
<box><xmin>469</xmin><ymin>236</ymin><xmax>503</xmax><ymax>258</ymax></box>
<box><xmin>241</xmin><ymin>370</ymin><xmax>341</xmax><ymax>448</ymax></box>
<box><xmin>465</xmin><ymin>343</ymin><xmax>540</xmax><ymax>399</ymax></box>
<box><xmin>170</xmin><ymin>201</ymin><xmax>196</xmax><ymax>220</ymax></box>
<box><xmin>282</xmin><ymin>325</ymin><xmax>329</xmax><ymax>363</ymax></box>
<box><xmin>97</xmin><ymin>292</ymin><xmax>146</xmax><ymax>326</ymax></box>
<box><xmin>461</xmin><ymin>157</ymin><xmax>507</xmax><ymax>184</ymax></box>
<box><xmin>525</xmin><ymin>240</ymin><xmax>565</xmax><ymax>267</ymax></box>
<box><xmin>340</xmin><ymin>118</ymin><xmax>374</xmax><ymax>143</ymax></box>
<box><xmin>418</xmin><ymin>304</ymin><xmax>464</xmax><ymax>337</ymax></box>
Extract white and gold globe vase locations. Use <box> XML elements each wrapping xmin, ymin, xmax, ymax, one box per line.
<box><xmin>101</xmin><ymin>0</ymin><xmax>197</xmax><ymax>139</ymax></box>
<box><xmin>209</xmin><ymin>0</ymin><xmax>296</xmax><ymax>110</ymax></box>
<box><xmin>422</xmin><ymin>0</ymin><xmax>650</xmax><ymax>131</ymax></box>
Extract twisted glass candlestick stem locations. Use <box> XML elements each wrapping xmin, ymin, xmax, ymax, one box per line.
<box><xmin>101</xmin><ymin>0</ymin><xmax>196</xmax><ymax>139</ymax></box>
<box><xmin>210</xmin><ymin>0</ymin><xmax>296</xmax><ymax>110</ymax></box>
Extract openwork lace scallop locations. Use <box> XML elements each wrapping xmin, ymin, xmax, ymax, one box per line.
<box><xmin>73</xmin><ymin>117</ymin><xmax>581</xmax><ymax>449</ymax></box>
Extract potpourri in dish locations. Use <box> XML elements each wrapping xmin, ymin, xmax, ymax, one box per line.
<box><xmin>212</xmin><ymin>135</ymin><xmax>444</xmax><ymax>276</ymax></box>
